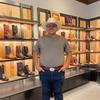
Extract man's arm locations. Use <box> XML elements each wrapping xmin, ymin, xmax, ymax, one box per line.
<box><xmin>58</xmin><ymin>52</ymin><xmax>71</xmax><ymax>72</ymax></box>
<box><xmin>33</xmin><ymin>51</ymin><xmax>44</xmax><ymax>72</ymax></box>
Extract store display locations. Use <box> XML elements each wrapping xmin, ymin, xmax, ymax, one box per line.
<box><xmin>0</xmin><ymin>2</ymin><xmax>35</xmax><ymax>84</ymax></box>
<box><xmin>0</xmin><ymin>3</ymin><xmax>99</xmax><ymax>99</ymax></box>
<box><xmin>89</xmin><ymin>19</ymin><xmax>100</xmax><ymax>64</ymax></box>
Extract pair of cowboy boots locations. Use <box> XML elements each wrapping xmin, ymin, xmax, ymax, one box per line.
<box><xmin>17</xmin><ymin>62</ymin><xmax>33</xmax><ymax>77</ymax></box>
<box><xmin>5</xmin><ymin>46</ymin><xmax>15</xmax><ymax>59</ymax></box>
<box><xmin>22</xmin><ymin>46</ymin><xmax>32</xmax><ymax>57</ymax></box>
<box><xmin>17</xmin><ymin>62</ymin><xmax>26</xmax><ymax>77</ymax></box>
<box><xmin>3</xmin><ymin>24</ymin><xmax>13</xmax><ymax>39</ymax></box>
<box><xmin>16</xmin><ymin>46</ymin><xmax>25</xmax><ymax>58</ymax></box>
<box><xmin>0</xmin><ymin>65</ymin><xmax>9</xmax><ymax>81</ymax></box>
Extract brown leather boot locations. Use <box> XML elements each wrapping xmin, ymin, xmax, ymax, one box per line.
<box><xmin>16</xmin><ymin>46</ymin><xmax>25</xmax><ymax>58</ymax></box>
<box><xmin>17</xmin><ymin>62</ymin><xmax>25</xmax><ymax>77</ymax></box>
<box><xmin>3</xmin><ymin>24</ymin><xmax>13</xmax><ymax>39</ymax></box>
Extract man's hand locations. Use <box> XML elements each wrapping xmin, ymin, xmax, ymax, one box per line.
<box><xmin>58</xmin><ymin>65</ymin><xmax>69</xmax><ymax>72</ymax></box>
<box><xmin>36</xmin><ymin>66</ymin><xmax>44</xmax><ymax>72</ymax></box>
<box><xmin>58</xmin><ymin>66</ymin><xmax>66</xmax><ymax>72</ymax></box>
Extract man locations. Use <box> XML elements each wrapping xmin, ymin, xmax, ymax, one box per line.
<box><xmin>33</xmin><ymin>17</ymin><xmax>71</xmax><ymax>100</ymax></box>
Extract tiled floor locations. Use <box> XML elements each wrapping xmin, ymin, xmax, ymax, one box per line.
<box><xmin>51</xmin><ymin>82</ymin><xmax>100</xmax><ymax>100</ymax></box>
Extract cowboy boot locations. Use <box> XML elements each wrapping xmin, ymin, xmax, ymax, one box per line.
<box><xmin>16</xmin><ymin>46</ymin><xmax>25</xmax><ymax>58</ymax></box>
<box><xmin>3</xmin><ymin>24</ymin><xmax>13</xmax><ymax>39</ymax></box>
<box><xmin>12</xmin><ymin>25</ymin><xmax>22</xmax><ymax>39</ymax></box>
<box><xmin>24</xmin><ymin>65</ymin><xmax>34</xmax><ymax>75</ymax></box>
<box><xmin>0</xmin><ymin>65</ymin><xmax>9</xmax><ymax>81</ymax></box>
<box><xmin>17</xmin><ymin>62</ymin><xmax>25</xmax><ymax>77</ymax></box>
<box><xmin>5</xmin><ymin>46</ymin><xmax>15</xmax><ymax>59</ymax></box>
<box><xmin>65</xmin><ymin>16</ymin><xmax>69</xmax><ymax>26</ymax></box>
<box><xmin>22</xmin><ymin>46</ymin><xmax>32</xmax><ymax>57</ymax></box>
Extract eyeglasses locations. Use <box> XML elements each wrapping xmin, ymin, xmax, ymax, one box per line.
<box><xmin>46</xmin><ymin>24</ymin><xmax>57</xmax><ymax>28</ymax></box>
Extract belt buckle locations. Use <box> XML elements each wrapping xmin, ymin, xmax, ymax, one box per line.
<box><xmin>49</xmin><ymin>67</ymin><xmax>55</xmax><ymax>72</ymax></box>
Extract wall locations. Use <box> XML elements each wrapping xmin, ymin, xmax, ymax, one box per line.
<box><xmin>88</xmin><ymin>1</ymin><xmax>100</xmax><ymax>18</ymax></box>
<box><xmin>35</xmin><ymin>0</ymin><xmax>89</xmax><ymax>18</ymax></box>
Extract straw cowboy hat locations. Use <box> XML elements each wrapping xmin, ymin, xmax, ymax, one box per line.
<box><xmin>42</xmin><ymin>17</ymin><xmax>61</xmax><ymax>30</ymax></box>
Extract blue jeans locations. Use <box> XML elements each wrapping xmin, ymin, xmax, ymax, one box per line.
<box><xmin>39</xmin><ymin>71</ymin><xmax>64</xmax><ymax>100</ymax></box>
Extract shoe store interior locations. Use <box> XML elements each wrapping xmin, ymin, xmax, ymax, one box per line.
<box><xmin>0</xmin><ymin>0</ymin><xmax>100</xmax><ymax>100</ymax></box>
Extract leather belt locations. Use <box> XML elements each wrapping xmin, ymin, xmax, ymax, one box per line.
<box><xmin>41</xmin><ymin>65</ymin><xmax>63</xmax><ymax>72</ymax></box>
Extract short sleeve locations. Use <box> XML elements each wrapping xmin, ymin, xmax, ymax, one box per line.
<box><xmin>33</xmin><ymin>40</ymin><xmax>40</xmax><ymax>54</ymax></box>
<box><xmin>64</xmin><ymin>39</ymin><xmax>71</xmax><ymax>53</ymax></box>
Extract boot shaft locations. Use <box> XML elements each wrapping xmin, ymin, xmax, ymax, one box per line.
<box><xmin>3</xmin><ymin>24</ymin><xmax>11</xmax><ymax>38</ymax></box>
<box><xmin>16</xmin><ymin>46</ymin><xmax>22</xmax><ymax>53</ymax></box>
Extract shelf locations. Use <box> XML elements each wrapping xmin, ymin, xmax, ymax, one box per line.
<box><xmin>0</xmin><ymin>57</ymin><xmax>32</xmax><ymax>62</ymax></box>
<box><xmin>84</xmin><ymin>28</ymin><xmax>100</xmax><ymax>31</ymax></box>
<box><xmin>89</xmin><ymin>52</ymin><xmax>100</xmax><ymax>53</ymax></box>
<box><xmin>0</xmin><ymin>38</ymin><xmax>35</xmax><ymax>41</ymax></box>
<box><xmin>61</xmin><ymin>26</ymin><xmax>100</xmax><ymax>31</ymax></box>
<box><xmin>0</xmin><ymin>74</ymin><xmax>37</xmax><ymax>85</ymax></box>
<box><xmin>90</xmin><ymin>40</ymin><xmax>100</xmax><ymax>42</ymax></box>
<box><xmin>61</xmin><ymin>26</ymin><xmax>85</xmax><ymax>30</ymax></box>
<box><xmin>0</xmin><ymin>77</ymin><xmax>25</xmax><ymax>84</ymax></box>
<box><xmin>0</xmin><ymin>15</ymin><xmax>38</xmax><ymax>25</ymax></box>
<box><xmin>0</xmin><ymin>77</ymin><xmax>40</xmax><ymax>99</ymax></box>
<box><xmin>65</xmin><ymin>70</ymin><xmax>89</xmax><ymax>79</ymax></box>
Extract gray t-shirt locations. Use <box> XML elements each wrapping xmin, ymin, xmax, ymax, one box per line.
<box><xmin>33</xmin><ymin>34</ymin><xmax>71</xmax><ymax>67</ymax></box>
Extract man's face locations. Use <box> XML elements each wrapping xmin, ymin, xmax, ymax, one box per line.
<box><xmin>46</xmin><ymin>23</ymin><xmax>58</xmax><ymax>35</ymax></box>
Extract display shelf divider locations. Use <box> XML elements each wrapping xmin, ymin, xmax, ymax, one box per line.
<box><xmin>0</xmin><ymin>57</ymin><xmax>32</xmax><ymax>62</ymax></box>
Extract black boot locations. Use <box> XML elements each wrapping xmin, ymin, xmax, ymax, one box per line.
<box><xmin>5</xmin><ymin>46</ymin><xmax>15</xmax><ymax>59</ymax></box>
<box><xmin>22</xmin><ymin>46</ymin><xmax>32</xmax><ymax>57</ymax></box>
<box><xmin>0</xmin><ymin>65</ymin><xmax>9</xmax><ymax>81</ymax></box>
